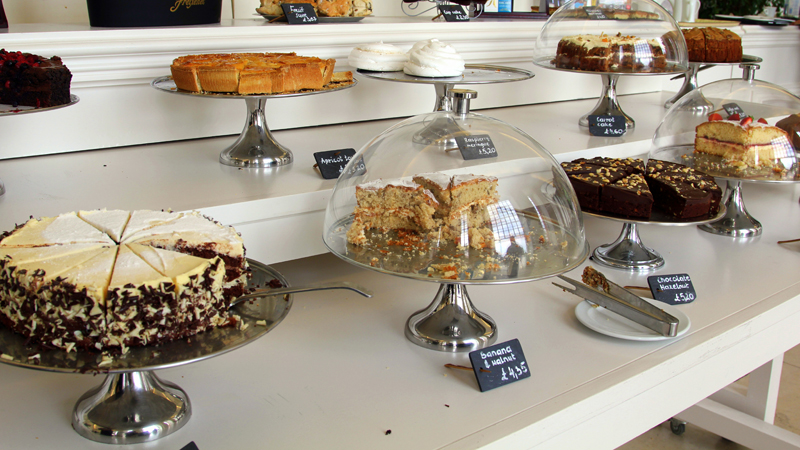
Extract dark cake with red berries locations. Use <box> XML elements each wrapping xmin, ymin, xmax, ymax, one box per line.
<box><xmin>561</xmin><ymin>157</ymin><xmax>721</xmax><ymax>219</ymax></box>
<box><xmin>0</xmin><ymin>49</ymin><xmax>72</xmax><ymax>108</ymax></box>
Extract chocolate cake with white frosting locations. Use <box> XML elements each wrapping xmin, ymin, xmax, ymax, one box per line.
<box><xmin>0</xmin><ymin>210</ymin><xmax>248</xmax><ymax>353</ymax></box>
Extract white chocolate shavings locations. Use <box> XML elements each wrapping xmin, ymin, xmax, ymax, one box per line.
<box><xmin>0</xmin><ymin>353</ymin><xmax>14</xmax><ymax>361</ymax></box>
<box><xmin>256</xmin><ymin>320</ymin><xmax>267</xmax><ymax>327</ymax></box>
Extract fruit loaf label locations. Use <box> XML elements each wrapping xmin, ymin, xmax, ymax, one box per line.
<box><xmin>588</xmin><ymin>115</ymin><xmax>626</xmax><ymax>137</ymax></box>
<box><xmin>469</xmin><ymin>339</ymin><xmax>530</xmax><ymax>392</ymax></box>
<box><xmin>313</xmin><ymin>148</ymin><xmax>365</xmax><ymax>179</ymax></box>
<box><xmin>647</xmin><ymin>273</ymin><xmax>696</xmax><ymax>305</ymax></box>
<box><xmin>439</xmin><ymin>5</ymin><xmax>470</xmax><ymax>21</ymax></box>
<box><xmin>282</xmin><ymin>3</ymin><xmax>318</xmax><ymax>24</ymax></box>
<box><xmin>455</xmin><ymin>134</ymin><xmax>498</xmax><ymax>160</ymax></box>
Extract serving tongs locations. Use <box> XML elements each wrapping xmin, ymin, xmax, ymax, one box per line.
<box><xmin>553</xmin><ymin>275</ymin><xmax>679</xmax><ymax>337</ymax></box>
<box><xmin>230</xmin><ymin>281</ymin><xmax>373</xmax><ymax>307</ymax></box>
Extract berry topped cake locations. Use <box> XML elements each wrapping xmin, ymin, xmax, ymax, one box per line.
<box><xmin>0</xmin><ymin>210</ymin><xmax>248</xmax><ymax>354</ymax></box>
<box><xmin>0</xmin><ymin>49</ymin><xmax>72</xmax><ymax>108</ymax></box>
<box><xmin>694</xmin><ymin>113</ymin><xmax>795</xmax><ymax>175</ymax></box>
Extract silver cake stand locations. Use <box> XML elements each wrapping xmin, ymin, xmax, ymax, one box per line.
<box><xmin>0</xmin><ymin>94</ymin><xmax>80</xmax><ymax>196</ymax></box>
<box><xmin>585</xmin><ymin>205</ymin><xmax>727</xmax><ymax>271</ymax></box>
<box><xmin>0</xmin><ymin>259</ymin><xmax>291</xmax><ymax>445</ymax></box>
<box><xmin>664</xmin><ymin>55</ymin><xmax>763</xmax><ymax>110</ymax></box>
<box><xmin>533</xmin><ymin>58</ymin><xmax>688</xmax><ymax>133</ymax></box>
<box><xmin>324</xmin><ymin>211</ymin><xmax>589</xmax><ymax>352</ymax></box>
<box><xmin>356</xmin><ymin>65</ymin><xmax>534</xmax><ymax>147</ymax></box>
<box><xmin>652</xmin><ymin>145</ymin><xmax>800</xmax><ymax>237</ymax></box>
<box><xmin>152</xmin><ymin>76</ymin><xmax>356</xmax><ymax>168</ymax></box>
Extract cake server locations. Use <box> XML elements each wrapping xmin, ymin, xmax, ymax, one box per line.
<box><xmin>553</xmin><ymin>275</ymin><xmax>679</xmax><ymax>337</ymax></box>
<box><xmin>230</xmin><ymin>281</ymin><xmax>372</xmax><ymax>307</ymax></box>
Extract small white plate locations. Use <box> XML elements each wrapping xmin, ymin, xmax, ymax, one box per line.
<box><xmin>575</xmin><ymin>301</ymin><xmax>691</xmax><ymax>341</ymax></box>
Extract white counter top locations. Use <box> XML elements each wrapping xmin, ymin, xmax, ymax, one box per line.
<box><xmin>1</xmin><ymin>177</ymin><xmax>798</xmax><ymax>449</ymax></box>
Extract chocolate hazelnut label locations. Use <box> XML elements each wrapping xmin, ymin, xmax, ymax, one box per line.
<box><xmin>647</xmin><ymin>273</ymin><xmax>696</xmax><ymax>305</ymax></box>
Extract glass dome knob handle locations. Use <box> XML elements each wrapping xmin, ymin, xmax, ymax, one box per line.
<box><xmin>448</xmin><ymin>89</ymin><xmax>477</xmax><ymax>115</ymax></box>
<box><xmin>740</xmin><ymin>63</ymin><xmax>759</xmax><ymax>81</ymax></box>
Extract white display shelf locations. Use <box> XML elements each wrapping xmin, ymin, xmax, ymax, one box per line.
<box><xmin>0</xmin><ymin>91</ymin><xmax>673</xmax><ymax>265</ymax></box>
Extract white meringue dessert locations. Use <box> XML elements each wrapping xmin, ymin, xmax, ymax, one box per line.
<box><xmin>404</xmin><ymin>39</ymin><xmax>465</xmax><ymax>77</ymax></box>
<box><xmin>348</xmin><ymin>42</ymin><xmax>408</xmax><ymax>72</ymax></box>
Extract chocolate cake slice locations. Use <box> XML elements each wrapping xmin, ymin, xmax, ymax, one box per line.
<box><xmin>645</xmin><ymin>159</ymin><xmax>722</xmax><ymax>218</ymax></box>
<box><xmin>560</xmin><ymin>157</ymin><xmax>646</xmax><ymax>215</ymax></box>
<box><xmin>0</xmin><ymin>49</ymin><xmax>72</xmax><ymax>108</ymax></box>
<box><xmin>600</xmin><ymin>173</ymin><xmax>653</xmax><ymax>218</ymax></box>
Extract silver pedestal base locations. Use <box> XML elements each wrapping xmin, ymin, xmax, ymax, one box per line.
<box><xmin>579</xmin><ymin>74</ymin><xmax>635</xmax><ymax>131</ymax></box>
<box><xmin>412</xmin><ymin>83</ymin><xmax>461</xmax><ymax>148</ymax></box>
<box><xmin>698</xmin><ymin>181</ymin><xmax>762</xmax><ymax>237</ymax></box>
<box><xmin>592</xmin><ymin>222</ymin><xmax>664</xmax><ymax>271</ymax></box>
<box><xmin>219</xmin><ymin>97</ymin><xmax>293</xmax><ymax>168</ymax></box>
<box><xmin>72</xmin><ymin>371</ymin><xmax>190</xmax><ymax>444</ymax></box>
<box><xmin>405</xmin><ymin>283</ymin><xmax>497</xmax><ymax>352</ymax></box>
<box><xmin>664</xmin><ymin>63</ymin><xmax>713</xmax><ymax>111</ymax></box>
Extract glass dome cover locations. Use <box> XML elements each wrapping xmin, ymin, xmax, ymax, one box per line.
<box><xmin>533</xmin><ymin>0</ymin><xmax>688</xmax><ymax>74</ymax></box>
<box><xmin>322</xmin><ymin>90</ymin><xmax>589</xmax><ymax>284</ymax></box>
<box><xmin>650</xmin><ymin>76</ymin><xmax>800</xmax><ymax>181</ymax></box>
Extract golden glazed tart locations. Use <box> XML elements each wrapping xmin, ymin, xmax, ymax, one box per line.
<box><xmin>170</xmin><ymin>52</ymin><xmax>352</xmax><ymax>95</ymax></box>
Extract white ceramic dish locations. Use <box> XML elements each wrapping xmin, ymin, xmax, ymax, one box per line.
<box><xmin>575</xmin><ymin>300</ymin><xmax>691</xmax><ymax>341</ymax></box>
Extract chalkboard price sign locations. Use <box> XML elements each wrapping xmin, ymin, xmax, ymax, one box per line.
<box><xmin>439</xmin><ymin>4</ymin><xmax>469</xmax><ymax>21</ymax></box>
<box><xmin>647</xmin><ymin>273</ymin><xmax>696</xmax><ymax>305</ymax></box>
<box><xmin>588</xmin><ymin>115</ymin><xmax>626</xmax><ymax>137</ymax></box>
<box><xmin>180</xmin><ymin>442</ymin><xmax>200</xmax><ymax>450</ymax></box>
<box><xmin>468</xmin><ymin>339</ymin><xmax>530</xmax><ymax>392</ymax></box>
<box><xmin>281</xmin><ymin>3</ymin><xmax>318</xmax><ymax>24</ymax></box>
<box><xmin>584</xmin><ymin>7</ymin><xmax>609</xmax><ymax>19</ymax></box>
<box><xmin>722</xmin><ymin>103</ymin><xmax>744</xmax><ymax>117</ymax></box>
<box><xmin>455</xmin><ymin>134</ymin><xmax>498</xmax><ymax>160</ymax></box>
<box><xmin>313</xmin><ymin>148</ymin><xmax>365</xmax><ymax>179</ymax></box>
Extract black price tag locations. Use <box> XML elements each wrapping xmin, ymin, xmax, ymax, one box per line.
<box><xmin>455</xmin><ymin>134</ymin><xmax>498</xmax><ymax>160</ymax></box>
<box><xmin>313</xmin><ymin>148</ymin><xmax>365</xmax><ymax>179</ymax></box>
<box><xmin>180</xmin><ymin>442</ymin><xmax>200</xmax><ymax>450</ymax></box>
<box><xmin>281</xmin><ymin>3</ymin><xmax>318</xmax><ymax>24</ymax></box>
<box><xmin>585</xmin><ymin>7</ymin><xmax>609</xmax><ymax>19</ymax></box>
<box><xmin>438</xmin><ymin>4</ymin><xmax>469</xmax><ymax>21</ymax></box>
<box><xmin>588</xmin><ymin>115</ymin><xmax>626</xmax><ymax>137</ymax></box>
<box><xmin>647</xmin><ymin>273</ymin><xmax>696</xmax><ymax>305</ymax></box>
<box><xmin>468</xmin><ymin>339</ymin><xmax>530</xmax><ymax>392</ymax></box>
<box><xmin>722</xmin><ymin>103</ymin><xmax>744</xmax><ymax>117</ymax></box>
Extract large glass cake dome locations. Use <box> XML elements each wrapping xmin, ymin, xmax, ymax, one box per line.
<box><xmin>533</xmin><ymin>0</ymin><xmax>688</xmax><ymax>74</ymax></box>
<box><xmin>650</xmin><ymin>74</ymin><xmax>800</xmax><ymax>181</ymax></box>
<box><xmin>322</xmin><ymin>89</ymin><xmax>589</xmax><ymax>285</ymax></box>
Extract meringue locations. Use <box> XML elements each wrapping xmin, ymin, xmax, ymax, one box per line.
<box><xmin>348</xmin><ymin>42</ymin><xmax>407</xmax><ymax>72</ymax></box>
<box><xmin>404</xmin><ymin>39</ymin><xmax>465</xmax><ymax>77</ymax></box>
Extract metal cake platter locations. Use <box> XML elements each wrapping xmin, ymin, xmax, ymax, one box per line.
<box><xmin>151</xmin><ymin>75</ymin><xmax>357</xmax><ymax>168</ymax></box>
<box><xmin>650</xmin><ymin>145</ymin><xmax>800</xmax><ymax>237</ymax></box>
<box><xmin>0</xmin><ymin>259</ymin><xmax>292</xmax><ymax>373</ymax></box>
<box><xmin>664</xmin><ymin>55</ymin><xmax>763</xmax><ymax>109</ymax></box>
<box><xmin>356</xmin><ymin>64</ymin><xmax>534</xmax><ymax>112</ymax></box>
<box><xmin>585</xmin><ymin>199</ymin><xmax>727</xmax><ymax>272</ymax></box>
<box><xmin>325</xmin><ymin>211</ymin><xmax>589</xmax><ymax>286</ymax></box>
<box><xmin>0</xmin><ymin>259</ymin><xmax>292</xmax><ymax>445</ymax></box>
<box><xmin>533</xmin><ymin>57</ymin><xmax>688</xmax><ymax>132</ymax></box>
<box><xmin>0</xmin><ymin>94</ymin><xmax>79</xmax><ymax>117</ymax></box>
